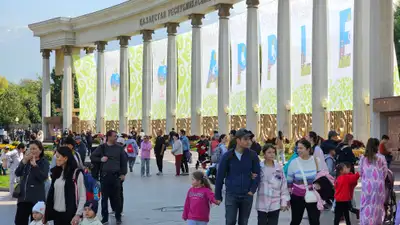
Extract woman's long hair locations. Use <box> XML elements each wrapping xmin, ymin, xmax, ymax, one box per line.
<box><xmin>278</xmin><ymin>131</ymin><xmax>283</xmax><ymax>140</ymax></box>
<box><xmin>218</xmin><ymin>134</ymin><xmax>226</xmax><ymax>143</ymax></box>
<box><xmin>365</xmin><ymin>138</ymin><xmax>379</xmax><ymax>163</ymax></box>
<box><xmin>192</xmin><ymin>171</ymin><xmax>212</xmax><ymax>190</ymax></box>
<box><xmin>342</xmin><ymin>133</ymin><xmax>354</xmax><ymax>146</ymax></box>
<box><xmin>308</xmin><ymin>131</ymin><xmax>318</xmax><ymax>145</ymax></box>
<box><xmin>51</xmin><ymin>146</ymin><xmax>78</xmax><ymax>180</ymax></box>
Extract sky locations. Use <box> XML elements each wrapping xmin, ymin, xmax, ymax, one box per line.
<box><xmin>0</xmin><ymin>0</ymin><xmax>247</xmax><ymax>83</ymax></box>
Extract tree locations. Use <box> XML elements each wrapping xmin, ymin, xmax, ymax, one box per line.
<box><xmin>394</xmin><ymin>4</ymin><xmax>400</xmax><ymax>76</ymax></box>
<box><xmin>50</xmin><ymin>68</ymin><xmax>80</xmax><ymax>116</ymax></box>
<box><xmin>0</xmin><ymin>84</ymin><xmax>29</xmax><ymax>125</ymax></box>
<box><xmin>0</xmin><ymin>76</ymin><xmax>8</xmax><ymax>94</ymax></box>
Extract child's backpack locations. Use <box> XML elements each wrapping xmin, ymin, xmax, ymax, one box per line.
<box><xmin>211</xmin><ymin>146</ymin><xmax>222</xmax><ymax>163</ymax></box>
<box><xmin>126</xmin><ymin>143</ymin><xmax>135</xmax><ymax>154</ymax></box>
<box><xmin>73</xmin><ymin>169</ymin><xmax>101</xmax><ymax>203</ymax></box>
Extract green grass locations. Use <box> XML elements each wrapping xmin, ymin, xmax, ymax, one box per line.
<box><xmin>0</xmin><ymin>175</ymin><xmax>10</xmax><ymax>189</ymax></box>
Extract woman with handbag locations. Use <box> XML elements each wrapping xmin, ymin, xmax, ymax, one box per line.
<box><xmin>44</xmin><ymin>146</ymin><xmax>86</xmax><ymax>225</ymax></box>
<box><xmin>14</xmin><ymin>140</ymin><xmax>50</xmax><ymax>225</ymax></box>
<box><xmin>286</xmin><ymin>139</ymin><xmax>321</xmax><ymax>225</ymax></box>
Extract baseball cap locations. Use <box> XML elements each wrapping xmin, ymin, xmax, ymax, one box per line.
<box><xmin>328</xmin><ymin>130</ymin><xmax>339</xmax><ymax>139</ymax></box>
<box><xmin>235</xmin><ymin>128</ymin><xmax>252</xmax><ymax>139</ymax></box>
<box><xmin>74</xmin><ymin>136</ymin><xmax>82</xmax><ymax>141</ymax></box>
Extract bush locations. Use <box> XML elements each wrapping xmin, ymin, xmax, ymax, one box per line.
<box><xmin>43</xmin><ymin>150</ymin><xmax>54</xmax><ymax>162</ymax></box>
<box><xmin>11</xmin><ymin>141</ymin><xmax>20</xmax><ymax>146</ymax></box>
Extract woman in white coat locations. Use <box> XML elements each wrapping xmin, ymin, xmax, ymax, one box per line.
<box><xmin>6</xmin><ymin>143</ymin><xmax>25</xmax><ymax>197</ymax></box>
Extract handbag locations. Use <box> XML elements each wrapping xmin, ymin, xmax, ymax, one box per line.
<box><xmin>296</xmin><ymin>157</ymin><xmax>317</xmax><ymax>203</ymax></box>
<box><xmin>12</xmin><ymin>183</ymin><xmax>20</xmax><ymax>198</ymax></box>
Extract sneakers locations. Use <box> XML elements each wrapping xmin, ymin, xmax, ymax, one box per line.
<box><xmin>101</xmin><ymin>220</ymin><xmax>109</xmax><ymax>225</ymax></box>
<box><xmin>156</xmin><ymin>172</ymin><xmax>163</xmax><ymax>176</ymax></box>
<box><xmin>116</xmin><ymin>219</ymin><xmax>122</xmax><ymax>224</ymax></box>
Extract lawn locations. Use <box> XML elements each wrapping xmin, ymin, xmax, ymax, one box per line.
<box><xmin>0</xmin><ymin>175</ymin><xmax>9</xmax><ymax>189</ymax></box>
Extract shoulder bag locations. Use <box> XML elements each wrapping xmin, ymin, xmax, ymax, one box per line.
<box><xmin>296</xmin><ymin>157</ymin><xmax>317</xmax><ymax>203</ymax></box>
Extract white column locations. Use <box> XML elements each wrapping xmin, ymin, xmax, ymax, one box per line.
<box><xmin>277</xmin><ymin>0</ymin><xmax>292</xmax><ymax>139</ymax></box>
<box><xmin>118</xmin><ymin>36</ymin><xmax>130</xmax><ymax>134</ymax></box>
<box><xmin>217</xmin><ymin>4</ymin><xmax>232</xmax><ymax>134</ymax></box>
<box><xmin>353</xmin><ymin>0</ymin><xmax>370</xmax><ymax>142</ymax></box>
<box><xmin>246</xmin><ymin>0</ymin><xmax>260</xmax><ymax>136</ymax></box>
<box><xmin>41</xmin><ymin>49</ymin><xmax>51</xmax><ymax>140</ymax></box>
<box><xmin>369</xmin><ymin>0</ymin><xmax>394</xmax><ymax>138</ymax></box>
<box><xmin>141</xmin><ymin>30</ymin><xmax>153</xmax><ymax>135</ymax></box>
<box><xmin>166</xmin><ymin>23</ymin><xmax>179</xmax><ymax>133</ymax></box>
<box><xmin>95</xmin><ymin>41</ymin><xmax>107</xmax><ymax>134</ymax></box>
<box><xmin>312</xmin><ymin>0</ymin><xmax>328</xmax><ymax>137</ymax></box>
<box><xmin>190</xmin><ymin>14</ymin><xmax>204</xmax><ymax>135</ymax></box>
<box><xmin>62</xmin><ymin>46</ymin><xmax>73</xmax><ymax>130</ymax></box>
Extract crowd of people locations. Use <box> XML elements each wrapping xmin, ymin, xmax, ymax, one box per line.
<box><xmin>0</xmin><ymin>125</ymin><xmax>398</xmax><ymax>225</ymax></box>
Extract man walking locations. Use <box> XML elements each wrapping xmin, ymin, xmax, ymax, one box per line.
<box><xmin>154</xmin><ymin>129</ymin><xmax>166</xmax><ymax>175</ymax></box>
<box><xmin>215</xmin><ymin>128</ymin><xmax>261</xmax><ymax>225</ymax></box>
<box><xmin>91</xmin><ymin>130</ymin><xmax>128</xmax><ymax>224</ymax></box>
<box><xmin>180</xmin><ymin>129</ymin><xmax>190</xmax><ymax>175</ymax></box>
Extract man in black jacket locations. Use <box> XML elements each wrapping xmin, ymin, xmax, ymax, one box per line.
<box><xmin>90</xmin><ymin>130</ymin><xmax>127</xmax><ymax>224</ymax></box>
<box><xmin>154</xmin><ymin>129</ymin><xmax>166</xmax><ymax>175</ymax></box>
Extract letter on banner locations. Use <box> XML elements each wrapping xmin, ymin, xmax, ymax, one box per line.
<box><xmin>301</xmin><ymin>25</ymin><xmax>311</xmax><ymax>76</ymax></box>
<box><xmin>339</xmin><ymin>8</ymin><xmax>352</xmax><ymax>68</ymax></box>
<box><xmin>267</xmin><ymin>35</ymin><xmax>277</xmax><ymax>80</ymax></box>
<box><xmin>237</xmin><ymin>43</ymin><xmax>247</xmax><ymax>85</ymax></box>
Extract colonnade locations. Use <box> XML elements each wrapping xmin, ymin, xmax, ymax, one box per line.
<box><xmin>39</xmin><ymin>0</ymin><xmax>394</xmax><ymax>141</ymax></box>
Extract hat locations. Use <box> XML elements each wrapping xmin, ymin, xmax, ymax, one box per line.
<box><xmin>235</xmin><ymin>128</ymin><xmax>252</xmax><ymax>139</ymax></box>
<box><xmin>84</xmin><ymin>200</ymin><xmax>99</xmax><ymax>215</ymax></box>
<box><xmin>32</xmin><ymin>201</ymin><xmax>45</xmax><ymax>215</ymax></box>
<box><xmin>74</xmin><ymin>136</ymin><xmax>82</xmax><ymax>141</ymax></box>
<box><xmin>328</xmin><ymin>130</ymin><xmax>339</xmax><ymax>139</ymax></box>
<box><xmin>117</xmin><ymin>137</ymin><xmax>125</xmax><ymax>144</ymax></box>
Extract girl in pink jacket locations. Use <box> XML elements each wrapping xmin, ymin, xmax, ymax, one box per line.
<box><xmin>182</xmin><ymin>171</ymin><xmax>221</xmax><ymax>224</ymax></box>
<box><xmin>140</xmin><ymin>135</ymin><xmax>152</xmax><ymax>177</ymax></box>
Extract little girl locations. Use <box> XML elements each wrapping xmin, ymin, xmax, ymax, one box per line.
<box><xmin>256</xmin><ymin>144</ymin><xmax>290</xmax><ymax>225</ymax></box>
<box><xmin>182</xmin><ymin>171</ymin><xmax>220</xmax><ymax>225</ymax></box>
<box><xmin>80</xmin><ymin>200</ymin><xmax>102</xmax><ymax>225</ymax></box>
<box><xmin>334</xmin><ymin>163</ymin><xmax>360</xmax><ymax>225</ymax></box>
<box><xmin>30</xmin><ymin>201</ymin><xmax>46</xmax><ymax>225</ymax></box>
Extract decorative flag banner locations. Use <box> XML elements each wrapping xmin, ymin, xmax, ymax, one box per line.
<box><xmin>291</xmin><ymin>0</ymin><xmax>313</xmax><ymax>114</ymax></box>
<box><xmin>201</xmin><ymin>22</ymin><xmax>219</xmax><ymax>117</ymax></box>
<box><xmin>177</xmin><ymin>32</ymin><xmax>192</xmax><ymax>118</ymax></box>
<box><xmin>151</xmin><ymin>39</ymin><xmax>168</xmax><ymax>119</ymax></box>
<box><xmin>328</xmin><ymin>0</ymin><xmax>354</xmax><ymax>111</ymax></box>
<box><xmin>230</xmin><ymin>12</ymin><xmax>247</xmax><ymax>115</ymax></box>
<box><xmin>104</xmin><ymin>50</ymin><xmax>120</xmax><ymax>121</ymax></box>
<box><xmin>128</xmin><ymin>45</ymin><xmax>143</xmax><ymax>120</ymax></box>
<box><xmin>73</xmin><ymin>53</ymin><xmax>97</xmax><ymax>120</ymax></box>
<box><xmin>395</xmin><ymin>49</ymin><xmax>400</xmax><ymax>96</ymax></box>
<box><xmin>260</xmin><ymin>0</ymin><xmax>278</xmax><ymax>114</ymax></box>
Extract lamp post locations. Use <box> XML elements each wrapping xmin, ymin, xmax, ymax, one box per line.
<box><xmin>15</xmin><ymin>117</ymin><xmax>19</xmax><ymax>124</ymax></box>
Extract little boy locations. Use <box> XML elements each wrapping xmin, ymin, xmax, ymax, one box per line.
<box><xmin>325</xmin><ymin>148</ymin><xmax>336</xmax><ymax>176</ymax></box>
<box><xmin>30</xmin><ymin>201</ymin><xmax>45</xmax><ymax>225</ymax></box>
<box><xmin>80</xmin><ymin>200</ymin><xmax>102</xmax><ymax>225</ymax></box>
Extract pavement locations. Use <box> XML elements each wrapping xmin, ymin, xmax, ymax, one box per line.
<box><xmin>0</xmin><ymin>153</ymin><xmax>388</xmax><ymax>225</ymax></box>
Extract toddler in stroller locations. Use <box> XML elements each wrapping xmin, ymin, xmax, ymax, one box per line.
<box><xmin>195</xmin><ymin>135</ymin><xmax>210</xmax><ymax>170</ymax></box>
<box><xmin>386</xmin><ymin>169</ymin><xmax>397</xmax><ymax>225</ymax></box>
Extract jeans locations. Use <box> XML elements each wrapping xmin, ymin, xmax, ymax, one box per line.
<box><xmin>101</xmin><ymin>173</ymin><xmax>122</xmax><ymax>222</ymax></box>
<box><xmin>128</xmin><ymin>157</ymin><xmax>136</xmax><ymax>172</ymax></box>
<box><xmin>141</xmin><ymin>158</ymin><xmax>150</xmax><ymax>176</ymax></box>
<box><xmin>155</xmin><ymin>153</ymin><xmax>164</xmax><ymax>173</ymax></box>
<box><xmin>225</xmin><ymin>193</ymin><xmax>254</xmax><ymax>225</ymax></box>
<box><xmin>9</xmin><ymin>169</ymin><xmax>17</xmax><ymax>195</ymax></box>
<box><xmin>181</xmin><ymin>151</ymin><xmax>189</xmax><ymax>173</ymax></box>
<box><xmin>290</xmin><ymin>194</ymin><xmax>320</xmax><ymax>225</ymax></box>
<box><xmin>257</xmin><ymin>210</ymin><xmax>280</xmax><ymax>225</ymax></box>
<box><xmin>187</xmin><ymin>220</ymin><xmax>208</xmax><ymax>225</ymax></box>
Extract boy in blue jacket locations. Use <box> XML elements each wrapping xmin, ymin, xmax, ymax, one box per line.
<box><xmin>215</xmin><ymin>128</ymin><xmax>261</xmax><ymax>225</ymax></box>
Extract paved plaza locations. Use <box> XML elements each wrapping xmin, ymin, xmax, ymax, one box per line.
<box><xmin>0</xmin><ymin>154</ymin><xmax>364</xmax><ymax>225</ymax></box>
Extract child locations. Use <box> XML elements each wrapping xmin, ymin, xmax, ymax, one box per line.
<box><xmin>256</xmin><ymin>144</ymin><xmax>290</xmax><ymax>225</ymax></box>
<box><xmin>80</xmin><ymin>200</ymin><xmax>102</xmax><ymax>225</ymax></box>
<box><xmin>182</xmin><ymin>171</ymin><xmax>220</xmax><ymax>225</ymax></box>
<box><xmin>195</xmin><ymin>135</ymin><xmax>208</xmax><ymax>170</ymax></box>
<box><xmin>140</xmin><ymin>135</ymin><xmax>152</xmax><ymax>177</ymax></box>
<box><xmin>325</xmin><ymin>148</ymin><xmax>336</xmax><ymax>176</ymax></box>
<box><xmin>334</xmin><ymin>163</ymin><xmax>360</xmax><ymax>225</ymax></box>
<box><xmin>125</xmin><ymin>136</ymin><xmax>139</xmax><ymax>173</ymax></box>
<box><xmin>30</xmin><ymin>201</ymin><xmax>45</xmax><ymax>225</ymax></box>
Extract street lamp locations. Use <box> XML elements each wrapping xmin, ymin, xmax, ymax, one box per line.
<box><xmin>15</xmin><ymin>117</ymin><xmax>19</xmax><ymax>124</ymax></box>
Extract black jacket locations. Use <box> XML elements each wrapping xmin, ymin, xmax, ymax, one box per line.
<box><xmin>335</xmin><ymin>143</ymin><xmax>356</xmax><ymax>165</ymax></box>
<box><xmin>15</xmin><ymin>157</ymin><xmax>49</xmax><ymax>204</ymax></box>
<box><xmin>321</xmin><ymin>139</ymin><xmax>339</xmax><ymax>155</ymax></box>
<box><xmin>90</xmin><ymin>144</ymin><xmax>128</xmax><ymax>175</ymax></box>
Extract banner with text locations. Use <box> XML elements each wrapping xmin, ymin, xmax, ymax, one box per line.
<box><xmin>104</xmin><ymin>50</ymin><xmax>120</xmax><ymax>121</ymax></box>
<box><xmin>230</xmin><ymin>12</ymin><xmax>247</xmax><ymax>115</ymax></box>
<box><xmin>291</xmin><ymin>0</ymin><xmax>313</xmax><ymax>114</ymax></box>
<box><xmin>201</xmin><ymin>22</ymin><xmax>219</xmax><ymax>116</ymax></box>
<box><xmin>177</xmin><ymin>32</ymin><xmax>192</xmax><ymax>118</ymax></box>
<box><xmin>260</xmin><ymin>1</ymin><xmax>278</xmax><ymax>114</ymax></box>
<box><xmin>328</xmin><ymin>0</ymin><xmax>354</xmax><ymax>111</ymax></box>
<box><xmin>151</xmin><ymin>39</ymin><xmax>168</xmax><ymax>119</ymax></box>
<box><xmin>128</xmin><ymin>45</ymin><xmax>143</xmax><ymax>120</ymax></box>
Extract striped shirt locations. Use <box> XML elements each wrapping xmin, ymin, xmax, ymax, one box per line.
<box><xmin>286</xmin><ymin>156</ymin><xmax>320</xmax><ymax>189</ymax></box>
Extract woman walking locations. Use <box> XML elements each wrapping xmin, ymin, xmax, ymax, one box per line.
<box><xmin>359</xmin><ymin>138</ymin><xmax>387</xmax><ymax>225</ymax></box>
<box><xmin>307</xmin><ymin>131</ymin><xmax>327</xmax><ymax>171</ymax></box>
<box><xmin>44</xmin><ymin>146</ymin><xmax>86</xmax><ymax>225</ymax></box>
<box><xmin>140</xmin><ymin>135</ymin><xmax>152</xmax><ymax>177</ymax></box>
<box><xmin>7</xmin><ymin>143</ymin><xmax>25</xmax><ymax>197</ymax></box>
<box><xmin>171</xmin><ymin>133</ymin><xmax>183</xmax><ymax>176</ymax></box>
<box><xmin>14</xmin><ymin>140</ymin><xmax>49</xmax><ymax>225</ymax></box>
<box><xmin>275</xmin><ymin>131</ymin><xmax>286</xmax><ymax>165</ymax></box>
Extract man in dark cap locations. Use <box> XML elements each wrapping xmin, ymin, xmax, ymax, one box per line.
<box><xmin>321</xmin><ymin>130</ymin><xmax>340</xmax><ymax>155</ymax></box>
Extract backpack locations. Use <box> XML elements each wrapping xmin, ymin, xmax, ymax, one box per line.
<box><xmin>211</xmin><ymin>146</ymin><xmax>222</xmax><ymax>163</ymax></box>
<box><xmin>73</xmin><ymin>169</ymin><xmax>101</xmax><ymax>203</ymax></box>
<box><xmin>127</xmin><ymin>143</ymin><xmax>135</xmax><ymax>153</ymax></box>
<box><xmin>91</xmin><ymin>144</ymin><xmax>105</xmax><ymax>180</ymax></box>
<box><xmin>336</xmin><ymin>145</ymin><xmax>351</xmax><ymax>164</ymax></box>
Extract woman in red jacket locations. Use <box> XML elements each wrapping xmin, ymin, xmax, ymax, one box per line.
<box><xmin>334</xmin><ymin>163</ymin><xmax>360</xmax><ymax>225</ymax></box>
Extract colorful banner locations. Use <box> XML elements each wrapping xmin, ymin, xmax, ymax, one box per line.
<box><xmin>128</xmin><ymin>45</ymin><xmax>143</xmax><ymax>120</ymax></box>
<box><xmin>260</xmin><ymin>1</ymin><xmax>278</xmax><ymax>114</ymax></box>
<box><xmin>104</xmin><ymin>50</ymin><xmax>120</xmax><ymax>121</ymax></box>
<box><xmin>201</xmin><ymin>22</ymin><xmax>219</xmax><ymax>116</ymax></box>
<box><xmin>395</xmin><ymin>49</ymin><xmax>400</xmax><ymax>96</ymax></box>
<box><xmin>73</xmin><ymin>54</ymin><xmax>97</xmax><ymax>120</ymax></box>
<box><xmin>291</xmin><ymin>0</ymin><xmax>313</xmax><ymax>114</ymax></box>
<box><xmin>328</xmin><ymin>0</ymin><xmax>354</xmax><ymax>111</ymax></box>
<box><xmin>177</xmin><ymin>32</ymin><xmax>192</xmax><ymax>118</ymax></box>
<box><xmin>230</xmin><ymin>12</ymin><xmax>247</xmax><ymax>115</ymax></box>
<box><xmin>151</xmin><ymin>39</ymin><xmax>168</xmax><ymax>119</ymax></box>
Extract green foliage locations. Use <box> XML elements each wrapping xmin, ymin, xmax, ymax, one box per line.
<box><xmin>43</xmin><ymin>150</ymin><xmax>54</xmax><ymax>162</ymax></box>
<box><xmin>0</xmin><ymin>76</ymin><xmax>8</xmax><ymax>94</ymax></box>
<box><xmin>395</xmin><ymin>4</ymin><xmax>400</xmax><ymax>78</ymax></box>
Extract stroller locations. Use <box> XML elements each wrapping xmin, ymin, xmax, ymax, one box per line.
<box><xmin>206</xmin><ymin>166</ymin><xmax>217</xmax><ymax>185</ymax></box>
<box><xmin>384</xmin><ymin>169</ymin><xmax>397</xmax><ymax>225</ymax></box>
